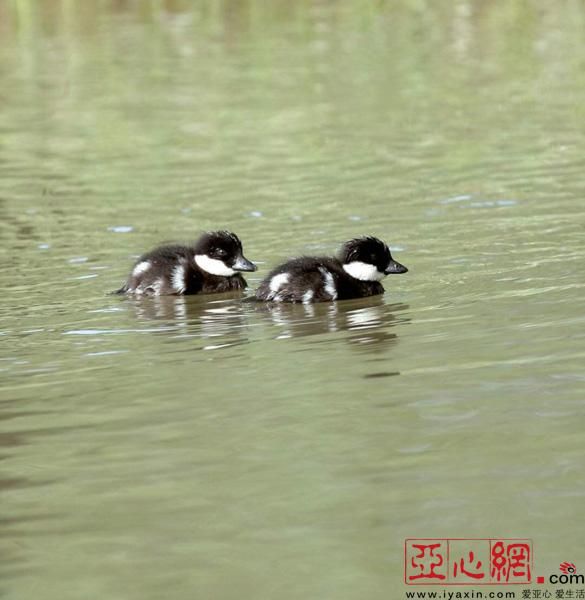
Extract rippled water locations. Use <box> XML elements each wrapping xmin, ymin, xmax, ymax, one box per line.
<box><xmin>1</xmin><ymin>2</ymin><xmax>584</xmax><ymax>598</ymax></box>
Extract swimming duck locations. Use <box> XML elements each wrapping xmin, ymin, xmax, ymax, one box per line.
<box><xmin>255</xmin><ymin>236</ymin><xmax>407</xmax><ymax>303</ymax></box>
<box><xmin>115</xmin><ymin>230</ymin><xmax>256</xmax><ymax>296</ymax></box>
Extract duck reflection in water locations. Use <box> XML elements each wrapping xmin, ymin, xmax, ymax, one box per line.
<box><xmin>254</xmin><ymin>295</ymin><xmax>409</xmax><ymax>354</ymax></box>
<box><xmin>125</xmin><ymin>292</ymin><xmax>250</xmax><ymax>350</ymax></box>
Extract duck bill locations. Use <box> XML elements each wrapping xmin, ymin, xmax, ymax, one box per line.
<box><xmin>384</xmin><ymin>260</ymin><xmax>408</xmax><ymax>275</ymax></box>
<box><xmin>232</xmin><ymin>255</ymin><xmax>257</xmax><ymax>272</ymax></box>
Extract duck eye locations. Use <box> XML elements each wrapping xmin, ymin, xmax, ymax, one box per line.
<box><xmin>215</xmin><ymin>248</ymin><xmax>227</xmax><ymax>258</ymax></box>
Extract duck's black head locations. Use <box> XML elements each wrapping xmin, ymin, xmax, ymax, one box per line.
<box><xmin>193</xmin><ymin>231</ymin><xmax>257</xmax><ymax>276</ymax></box>
<box><xmin>339</xmin><ymin>236</ymin><xmax>408</xmax><ymax>281</ymax></box>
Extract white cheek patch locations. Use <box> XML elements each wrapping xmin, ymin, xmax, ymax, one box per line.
<box><xmin>269</xmin><ymin>273</ymin><xmax>289</xmax><ymax>293</ymax></box>
<box><xmin>194</xmin><ymin>254</ymin><xmax>235</xmax><ymax>277</ymax></box>
<box><xmin>172</xmin><ymin>264</ymin><xmax>186</xmax><ymax>293</ymax></box>
<box><xmin>343</xmin><ymin>261</ymin><xmax>385</xmax><ymax>282</ymax></box>
<box><xmin>133</xmin><ymin>261</ymin><xmax>151</xmax><ymax>277</ymax></box>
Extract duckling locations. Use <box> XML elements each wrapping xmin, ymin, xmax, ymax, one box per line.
<box><xmin>255</xmin><ymin>236</ymin><xmax>407</xmax><ymax>303</ymax></box>
<box><xmin>115</xmin><ymin>230</ymin><xmax>256</xmax><ymax>296</ymax></box>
